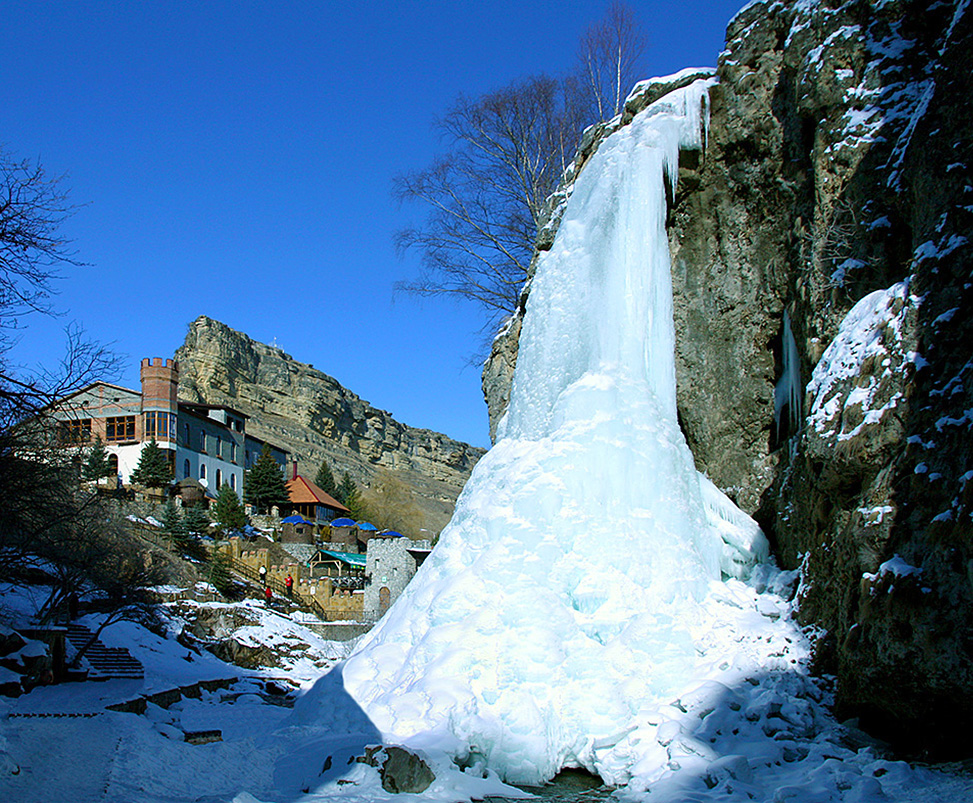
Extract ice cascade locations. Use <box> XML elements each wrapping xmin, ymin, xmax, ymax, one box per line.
<box><xmin>343</xmin><ymin>78</ymin><xmax>768</xmax><ymax>785</ymax></box>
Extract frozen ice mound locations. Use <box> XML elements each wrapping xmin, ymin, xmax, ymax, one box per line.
<box><xmin>342</xmin><ymin>78</ymin><xmax>774</xmax><ymax>787</ymax></box>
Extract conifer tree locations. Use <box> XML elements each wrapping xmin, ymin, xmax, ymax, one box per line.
<box><xmin>207</xmin><ymin>551</ymin><xmax>234</xmax><ymax>597</ymax></box>
<box><xmin>244</xmin><ymin>444</ymin><xmax>290</xmax><ymax>514</ymax></box>
<box><xmin>82</xmin><ymin>436</ymin><xmax>114</xmax><ymax>481</ymax></box>
<box><xmin>160</xmin><ymin>499</ymin><xmax>190</xmax><ymax>552</ymax></box>
<box><xmin>213</xmin><ymin>483</ymin><xmax>247</xmax><ymax>535</ymax></box>
<box><xmin>335</xmin><ymin>471</ymin><xmax>357</xmax><ymax>506</ymax></box>
<box><xmin>129</xmin><ymin>438</ymin><xmax>171</xmax><ymax>488</ymax></box>
<box><xmin>344</xmin><ymin>484</ymin><xmax>366</xmax><ymax>522</ymax></box>
<box><xmin>314</xmin><ymin>458</ymin><xmax>338</xmax><ymax>498</ymax></box>
<box><xmin>182</xmin><ymin>503</ymin><xmax>210</xmax><ymax>538</ymax></box>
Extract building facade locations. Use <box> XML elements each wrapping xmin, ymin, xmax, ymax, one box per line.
<box><xmin>50</xmin><ymin>357</ymin><xmax>288</xmax><ymax>498</ymax></box>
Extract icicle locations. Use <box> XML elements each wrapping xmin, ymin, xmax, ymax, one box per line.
<box><xmin>774</xmin><ymin>309</ymin><xmax>803</xmax><ymax>442</ymax></box>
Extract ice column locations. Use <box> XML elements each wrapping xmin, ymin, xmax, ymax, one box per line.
<box><xmin>343</xmin><ymin>77</ymin><xmax>766</xmax><ymax>785</ymax></box>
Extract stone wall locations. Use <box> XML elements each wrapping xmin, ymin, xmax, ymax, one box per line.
<box><xmin>363</xmin><ymin>538</ymin><xmax>430</xmax><ymax>620</ymax></box>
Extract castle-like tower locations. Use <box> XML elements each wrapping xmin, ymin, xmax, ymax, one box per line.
<box><xmin>140</xmin><ymin>357</ymin><xmax>179</xmax><ymax>442</ymax></box>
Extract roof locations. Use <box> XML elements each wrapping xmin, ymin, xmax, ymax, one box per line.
<box><xmin>329</xmin><ymin>517</ymin><xmax>357</xmax><ymax>528</ymax></box>
<box><xmin>53</xmin><ymin>380</ymin><xmax>142</xmax><ymax>410</ymax></box>
<box><xmin>358</xmin><ymin>521</ymin><xmax>378</xmax><ymax>531</ymax></box>
<box><xmin>286</xmin><ymin>476</ymin><xmax>349</xmax><ymax>512</ymax></box>
<box><xmin>178</xmin><ymin>401</ymin><xmax>250</xmax><ymax>419</ymax></box>
<box><xmin>318</xmin><ymin>550</ymin><xmax>367</xmax><ymax>568</ymax></box>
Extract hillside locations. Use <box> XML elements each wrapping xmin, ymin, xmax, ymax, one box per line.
<box><xmin>175</xmin><ymin>315</ymin><xmax>485</xmax><ymax>534</ymax></box>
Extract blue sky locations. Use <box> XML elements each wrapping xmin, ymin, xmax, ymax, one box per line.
<box><xmin>2</xmin><ymin>0</ymin><xmax>745</xmax><ymax>449</ymax></box>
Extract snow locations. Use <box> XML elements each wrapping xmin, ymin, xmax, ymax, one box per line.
<box><xmin>4</xmin><ymin>40</ymin><xmax>972</xmax><ymax>803</ymax></box>
<box><xmin>807</xmin><ymin>281</ymin><xmax>920</xmax><ymax>441</ymax></box>
<box><xmin>863</xmin><ymin>555</ymin><xmax>922</xmax><ymax>583</ymax></box>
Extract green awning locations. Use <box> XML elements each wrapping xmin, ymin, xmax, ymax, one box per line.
<box><xmin>319</xmin><ymin>549</ymin><xmax>366</xmax><ymax>568</ymax></box>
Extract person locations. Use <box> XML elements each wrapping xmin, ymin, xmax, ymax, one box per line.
<box><xmin>258</xmin><ymin>564</ymin><xmax>267</xmax><ymax>584</ymax></box>
<box><xmin>284</xmin><ymin>573</ymin><xmax>294</xmax><ymax>598</ymax></box>
<box><xmin>264</xmin><ymin>586</ymin><xmax>273</xmax><ymax>605</ymax></box>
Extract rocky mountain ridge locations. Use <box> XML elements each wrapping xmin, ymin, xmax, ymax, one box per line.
<box><xmin>175</xmin><ymin>316</ymin><xmax>484</xmax><ymax>534</ymax></box>
<box><xmin>483</xmin><ymin>0</ymin><xmax>972</xmax><ymax>757</ymax></box>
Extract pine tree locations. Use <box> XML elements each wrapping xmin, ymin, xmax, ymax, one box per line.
<box><xmin>82</xmin><ymin>436</ymin><xmax>113</xmax><ymax>481</ymax></box>
<box><xmin>129</xmin><ymin>438</ymin><xmax>171</xmax><ymax>488</ymax></box>
<box><xmin>160</xmin><ymin>499</ymin><xmax>190</xmax><ymax>552</ymax></box>
<box><xmin>244</xmin><ymin>444</ymin><xmax>290</xmax><ymax>514</ymax></box>
<box><xmin>182</xmin><ymin>503</ymin><xmax>211</xmax><ymax>538</ymax></box>
<box><xmin>314</xmin><ymin>458</ymin><xmax>338</xmax><ymax>498</ymax></box>
<box><xmin>213</xmin><ymin>483</ymin><xmax>247</xmax><ymax>535</ymax></box>
<box><xmin>335</xmin><ymin>471</ymin><xmax>357</xmax><ymax>506</ymax></box>
<box><xmin>344</xmin><ymin>484</ymin><xmax>366</xmax><ymax>522</ymax></box>
<box><xmin>207</xmin><ymin>551</ymin><xmax>234</xmax><ymax>597</ymax></box>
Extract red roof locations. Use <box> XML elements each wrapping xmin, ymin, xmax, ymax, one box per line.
<box><xmin>286</xmin><ymin>475</ymin><xmax>349</xmax><ymax>512</ymax></box>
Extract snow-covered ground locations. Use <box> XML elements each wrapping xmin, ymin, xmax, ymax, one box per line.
<box><xmin>2</xmin><ymin>579</ymin><xmax>972</xmax><ymax>802</ymax></box>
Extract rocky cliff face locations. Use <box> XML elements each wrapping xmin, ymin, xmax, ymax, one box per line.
<box><xmin>483</xmin><ymin>0</ymin><xmax>972</xmax><ymax>757</ymax></box>
<box><xmin>176</xmin><ymin>316</ymin><xmax>484</xmax><ymax>534</ymax></box>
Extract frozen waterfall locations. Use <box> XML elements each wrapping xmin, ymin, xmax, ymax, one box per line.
<box><xmin>342</xmin><ymin>78</ymin><xmax>769</xmax><ymax>785</ymax></box>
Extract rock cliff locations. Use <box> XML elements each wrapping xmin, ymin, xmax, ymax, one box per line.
<box><xmin>483</xmin><ymin>0</ymin><xmax>972</xmax><ymax>758</ymax></box>
<box><xmin>176</xmin><ymin>316</ymin><xmax>484</xmax><ymax>534</ymax></box>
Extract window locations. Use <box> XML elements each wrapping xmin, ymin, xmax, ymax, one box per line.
<box><xmin>183</xmin><ymin>422</ymin><xmax>190</xmax><ymax>446</ymax></box>
<box><xmin>229</xmin><ymin>441</ymin><xmax>236</xmax><ymax>462</ymax></box>
<box><xmin>216</xmin><ymin>468</ymin><xmax>222</xmax><ymax>489</ymax></box>
<box><xmin>216</xmin><ymin>436</ymin><xmax>222</xmax><ymax>459</ymax></box>
<box><xmin>60</xmin><ymin>418</ymin><xmax>91</xmax><ymax>444</ymax></box>
<box><xmin>183</xmin><ymin>459</ymin><xmax>190</xmax><ymax>479</ymax></box>
<box><xmin>199</xmin><ymin>430</ymin><xmax>206</xmax><ymax>452</ymax></box>
<box><xmin>230</xmin><ymin>473</ymin><xmax>236</xmax><ymax>491</ymax></box>
<box><xmin>199</xmin><ymin>463</ymin><xmax>206</xmax><ymax>480</ymax></box>
<box><xmin>106</xmin><ymin>416</ymin><xmax>136</xmax><ymax>442</ymax></box>
<box><xmin>144</xmin><ymin>411</ymin><xmax>176</xmax><ymax>440</ymax></box>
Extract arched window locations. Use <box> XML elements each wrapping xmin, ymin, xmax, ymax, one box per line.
<box><xmin>183</xmin><ymin>459</ymin><xmax>190</xmax><ymax>479</ymax></box>
<box><xmin>230</xmin><ymin>473</ymin><xmax>237</xmax><ymax>491</ymax></box>
<box><xmin>216</xmin><ymin>436</ymin><xmax>222</xmax><ymax>459</ymax></box>
<box><xmin>200</xmin><ymin>463</ymin><xmax>206</xmax><ymax>480</ymax></box>
<box><xmin>216</xmin><ymin>468</ymin><xmax>222</xmax><ymax>489</ymax></box>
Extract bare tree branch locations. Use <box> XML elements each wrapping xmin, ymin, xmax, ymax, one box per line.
<box><xmin>576</xmin><ymin>2</ymin><xmax>647</xmax><ymax>121</ymax></box>
<box><xmin>394</xmin><ymin>5</ymin><xmax>646</xmax><ymax>332</ymax></box>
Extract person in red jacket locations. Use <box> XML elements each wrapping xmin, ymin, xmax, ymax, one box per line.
<box><xmin>264</xmin><ymin>586</ymin><xmax>273</xmax><ymax>605</ymax></box>
<box><xmin>284</xmin><ymin>573</ymin><xmax>294</xmax><ymax>598</ymax></box>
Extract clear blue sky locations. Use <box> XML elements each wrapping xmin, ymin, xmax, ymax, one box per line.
<box><xmin>2</xmin><ymin>0</ymin><xmax>745</xmax><ymax>449</ymax></box>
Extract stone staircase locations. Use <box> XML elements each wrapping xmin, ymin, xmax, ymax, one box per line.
<box><xmin>65</xmin><ymin>623</ymin><xmax>144</xmax><ymax>680</ymax></box>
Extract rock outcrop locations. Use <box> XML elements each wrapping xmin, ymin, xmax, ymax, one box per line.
<box><xmin>483</xmin><ymin>0</ymin><xmax>972</xmax><ymax>757</ymax></box>
<box><xmin>176</xmin><ymin>316</ymin><xmax>484</xmax><ymax>534</ymax></box>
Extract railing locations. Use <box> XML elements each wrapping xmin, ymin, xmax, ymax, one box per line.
<box><xmin>226</xmin><ymin>555</ymin><xmax>344</xmax><ymax>621</ymax></box>
<box><xmin>126</xmin><ymin>518</ymin><xmax>359</xmax><ymax>623</ymax></box>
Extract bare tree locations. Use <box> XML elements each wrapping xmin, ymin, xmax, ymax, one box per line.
<box><xmin>0</xmin><ymin>148</ymin><xmax>83</xmax><ymax>332</ymax></box>
<box><xmin>395</xmin><ymin>5</ymin><xmax>646</xmax><ymax>329</ymax></box>
<box><xmin>395</xmin><ymin>74</ymin><xmax>587</xmax><ymax>321</ymax></box>
<box><xmin>577</xmin><ymin>1</ymin><xmax>647</xmax><ymax>121</ymax></box>
<box><xmin>358</xmin><ymin>468</ymin><xmax>424</xmax><ymax>538</ymax></box>
<box><xmin>0</xmin><ymin>145</ymin><xmax>118</xmax><ymax>582</ymax></box>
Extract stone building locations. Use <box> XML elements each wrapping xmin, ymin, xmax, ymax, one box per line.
<box><xmin>363</xmin><ymin>533</ymin><xmax>431</xmax><ymax>620</ymax></box>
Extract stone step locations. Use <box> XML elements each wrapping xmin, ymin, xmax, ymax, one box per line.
<box><xmin>64</xmin><ymin>624</ymin><xmax>144</xmax><ymax>680</ymax></box>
